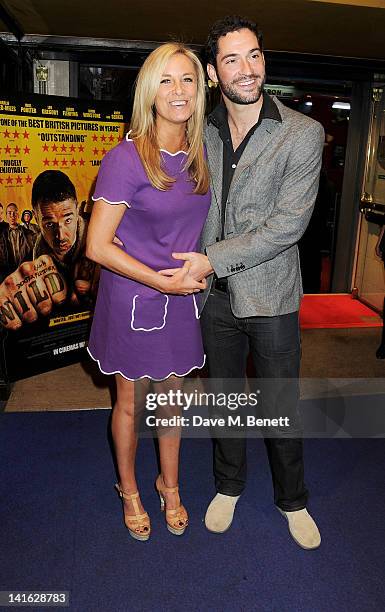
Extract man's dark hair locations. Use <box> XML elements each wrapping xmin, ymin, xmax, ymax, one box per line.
<box><xmin>32</xmin><ymin>170</ymin><xmax>77</xmax><ymax>210</ymax></box>
<box><xmin>205</xmin><ymin>15</ymin><xmax>263</xmax><ymax>66</ymax></box>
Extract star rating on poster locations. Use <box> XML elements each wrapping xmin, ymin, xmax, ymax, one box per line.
<box><xmin>0</xmin><ymin>163</ymin><xmax>32</xmax><ymax>186</ymax></box>
<box><xmin>38</xmin><ymin>142</ymin><xmax>89</xmax><ymax>166</ymax></box>
<box><xmin>40</xmin><ymin>157</ymin><xmax>86</xmax><ymax>168</ymax></box>
<box><xmin>89</xmin><ymin>133</ymin><xmax>120</xmax><ymax>144</ymax></box>
<box><xmin>27</xmin><ymin>134</ymin><xmax>121</xmax><ymax>168</ymax></box>
<box><xmin>0</xmin><ymin>122</ymin><xmax>35</xmax><ymax>168</ymax></box>
<box><xmin>40</xmin><ymin>141</ymin><xmax>81</xmax><ymax>165</ymax></box>
<box><xmin>8</xmin><ymin>175</ymin><xmax>33</xmax><ymax>185</ymax></box>
<box><xmin>0</xmin><ymin>173</ymin><xmax>31</xmax><ymax>185</ymax></box>
<box><xmin>3</xmin><ymin>144</ymin><xmax>26</xmax><ymax>155</ymax></box>
<box><xmin>2</xmin><ymin>128</ymin><xmax>29</xmax><ymax>139</ymax></box>
<box><xmin>0</xmin><ymin>119</ymin><xmax>123</xmax><ymax>194</ymax></box>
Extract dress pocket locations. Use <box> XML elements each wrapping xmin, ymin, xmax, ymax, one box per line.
<box><xmin>131</xmin><ymin>293</ymin><xmax>169</xmax><ymax>331</ymax></box>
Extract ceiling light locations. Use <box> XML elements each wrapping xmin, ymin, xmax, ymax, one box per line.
<box><xmin>332</xmin><ymin>101</ymin><xmax>351</xmax><ymax>110</ymax></box>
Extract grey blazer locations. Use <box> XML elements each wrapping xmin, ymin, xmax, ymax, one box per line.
<box><xmin>200</xmin><ymin>96</ymin><xmax>325</xmax><ymax>318</ymax></box>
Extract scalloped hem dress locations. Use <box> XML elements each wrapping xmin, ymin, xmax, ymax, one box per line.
<box><xmin>87</xmin><ymin>136</ymin><xmax>211</xmax><ymax>381</ymax></box>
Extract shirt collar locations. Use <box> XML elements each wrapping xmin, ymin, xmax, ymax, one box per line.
<box><xmin>208</xmin><ymin>92</ymin><xmax>282</xmax><ymax>128</ymax></box>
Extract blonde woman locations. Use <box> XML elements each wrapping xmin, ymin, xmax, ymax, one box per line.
<box><xmin>86</xmin><ymin>43</ymin><xmax>210</xmax><ymax>540</ymax></box>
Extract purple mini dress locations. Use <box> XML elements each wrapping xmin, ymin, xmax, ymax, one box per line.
<box><xmin>87</xmin><ymin>135</ymin><xmax>211</xmax><ymax>381</ymax></box>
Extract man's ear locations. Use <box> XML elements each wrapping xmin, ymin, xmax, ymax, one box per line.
<box><xmin>207</xmin><ymin>63</ymin><xmax>218</xmax><ymax>85</ymax></box>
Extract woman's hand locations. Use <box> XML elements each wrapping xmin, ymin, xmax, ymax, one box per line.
<box><xmin>157</xmin><ymin>261</ymin><xmax>206</xmax><ymax>295</ymax></box>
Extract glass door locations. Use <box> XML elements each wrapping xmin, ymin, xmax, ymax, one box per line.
<box><xmin>354</xmin><ymin>87</ymin><xmax>385</xmax><ymax>311</ymax></box>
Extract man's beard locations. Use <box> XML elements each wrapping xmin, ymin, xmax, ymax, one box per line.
<box><xmin>219</xmin><ymin>73</ymin><xmax>266</xmax><ymax>105</ymax></box>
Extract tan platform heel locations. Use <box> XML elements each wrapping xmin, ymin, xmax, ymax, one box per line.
<box><xmin>155</xmin><ymin>474</ymin><xmax>188</xmax><ymax>536</ymax></box>
<box><xmin>115</xmin><ymin>484</ymin><xmax>151</xmax><ymax>541</ymax></box>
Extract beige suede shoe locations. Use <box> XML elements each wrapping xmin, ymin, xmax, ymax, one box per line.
<box><xmin>205</xmin><ymin>493</ymin><xmax>240</xmax><ymax>533</ymax></box>
<box><xmin>277</xmin><ymin>507</ymin><xmax>321</xmax><ymax>550</ymax></box>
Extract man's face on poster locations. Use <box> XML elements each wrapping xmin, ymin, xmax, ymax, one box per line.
<box><xmin>35</xmin><ymin>198</ymin><xmax>78</xmax><ymax>261</ymax></box>
<box><xmin>6</xmin><ymin>204</ymin><xmax>19</xmax><ymax>229</ymax></box>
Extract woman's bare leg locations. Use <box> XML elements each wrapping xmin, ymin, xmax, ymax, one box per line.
<box><xmin>112</xmin><ymin>374</ymin><xmax>149</xmax><ymax>513</ymax></box>
<box><xmin>155</xmin><ymin>376</ymin><xmax>184</xmax><ymax>510</ymax></box>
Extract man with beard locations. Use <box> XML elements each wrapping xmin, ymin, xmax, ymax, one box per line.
<box><xmin>0</xmin><ymin>171</ymin><xmax>95</xmax><ymax>331</ymax></box>
<box><xmin>160</xmin><ymin>16</ymin><xmax>324</xmax><ymax>549</ymax></box>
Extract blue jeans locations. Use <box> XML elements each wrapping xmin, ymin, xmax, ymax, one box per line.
<box><xmin>200</xmin><ymin>288</ymin><xmax>308</xmax><ymax>511</ymax></box>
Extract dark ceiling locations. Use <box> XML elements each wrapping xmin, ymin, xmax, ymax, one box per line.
<box><xmin>0</xmin><ymin>0</ymin><xmax>384</xmax><ymax>60</ymax></box>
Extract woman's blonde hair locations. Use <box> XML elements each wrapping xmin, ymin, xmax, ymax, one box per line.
<box><xmin>129</xmin><ymin>42</ymin><xmax>209</xmax><ymax>195</ymax></box>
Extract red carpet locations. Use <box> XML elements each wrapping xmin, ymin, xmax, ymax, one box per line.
<box><xmin>299</xmin><ymin>294</ymin><xmax>382</xmax><ymax>329</ymax></box>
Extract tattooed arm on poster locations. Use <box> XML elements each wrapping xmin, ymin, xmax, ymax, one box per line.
<box><xmin>0</xmin><ymin>253</ymin><xmax>98</xmax><ymax>330</ymax></box>
<box><xmin>71</xmin><ymin>255</ymin><xmax>97</xmax><ymax>304</ymax></box>
<box><xmin>0</xmin><ymin>255</ymin><xmax>67</xmax><ymax>330</ymax></box>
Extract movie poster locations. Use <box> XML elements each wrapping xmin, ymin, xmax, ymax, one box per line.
<box><xmin>0</xmin><ymin>94</ymin><xmax>127</xmax><ymax>383</ymax></box>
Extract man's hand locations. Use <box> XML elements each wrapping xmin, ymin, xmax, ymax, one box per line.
<box><xmin>159</xmin><ymin>252</ymin><xmax>213</xmax><ymax>282</ymax></box>
<box><xmin>0</xmin><ymin>255</ymin><xmax>67</xmax><ymax>331</ymax></box>
<box><xmin>159</xmin><ymin>260</ymin><xmax>207</xmax><ymax>295</ymax></box>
